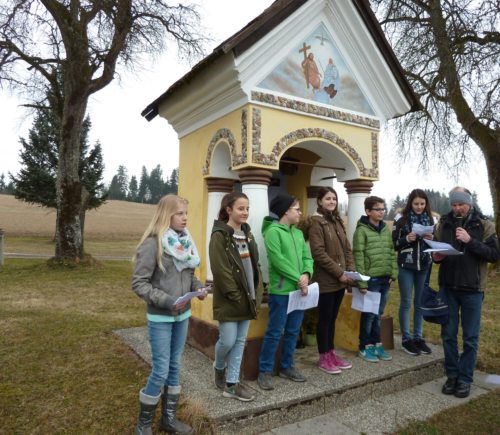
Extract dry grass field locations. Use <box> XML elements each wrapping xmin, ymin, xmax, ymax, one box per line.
<box><xmin>0</xmin><ymin>195</ymin><xmax>157</xmax><ymax>256</ymax></box>
<box><xmin>0</xmin><ymin>194</ymin><xmax>155</xmax><ymax>238</ymax></box>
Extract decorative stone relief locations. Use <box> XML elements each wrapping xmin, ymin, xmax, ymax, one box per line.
<box><xmin>202</xmin><ymin>110</ymin><xmax>249</xmax><ymax>175</ymax></box>
<box><xmin>233</xmin><ymin>109</ymin><xmax>248</xmax><ymax>166</ymax></box>
<box><xmin>251</xmin><ymin>125</ymin><xmax>378</xmax><ymax>179</ymax></box>
<box><xmin>251</xmin><ymin>91</ymin><xmax>380</xmax><ymax>129</ymax></box>
<box><xmin>368</xmin><ymin>132</ymin><xmax>379</xmax><ymax>178</ymax></box>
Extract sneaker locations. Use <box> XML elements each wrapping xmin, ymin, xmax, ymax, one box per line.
<box><xmin>358</xmin><ymin>344</ymin><xmax>379</xmax><ymax>363</ymax></box>
<box><xmin>279</xmin><ymin>367</ymin><xmax>306</xmax><ymax>382</ymax></box>
<box><xmin>257</xmin><ymin>372</ymin><xmax>274</xmax><ymax>390</ymax></box>
<box><xmin>402</xmin><ymin>339</ymin><xmax>420</xmax><ymax>356</ymax></box>
<box><xmin>214</xmin><ymin>366</ymin><xmax>226</xmax><ymax>390</ymax></box>
<box><xmin>318</xmin><ymin>352</ymin><xmax>341</xmax><ymax>374</ymax></box>
<box><xmin>330</xmin><ymin>350</ymin><xmax>352</xmax><ymax>369</ymax></box>
<box><xmin>414</xmin><ymin>338</ymin><xmax>432</xmax><ymax>355</ymax></box>
<box><xmin>222</xmin><ymin>383</ymin><xmax>255</xmax><ymax>402</ymax></box>
<box><xmin>374</xmin><ymin>343</ymin><xmax>392</xmax><ymax>361</ymax></box>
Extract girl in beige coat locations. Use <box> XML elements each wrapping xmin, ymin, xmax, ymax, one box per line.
<box><xmin>308</xmin><ymin>187</ymin><xmax>355</xmax><ymax>374</ymax></box>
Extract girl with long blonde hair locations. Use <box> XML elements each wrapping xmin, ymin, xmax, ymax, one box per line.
<box><xmin>132</xmin><ymin>194</ymin><xmax>207</xmax><ymax>435</ymax></box>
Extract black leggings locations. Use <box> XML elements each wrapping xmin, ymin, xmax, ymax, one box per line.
<box><xmin>316</xmin><ymin>289</ymin><xmax>346</xmax><ymax>354</ymax></box>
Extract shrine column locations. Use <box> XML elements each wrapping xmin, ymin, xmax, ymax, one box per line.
<box><xmin>306</xmin><ymin>186</ymin><xmax>322</xmax><ymax>216</ymax></box>
<box><xmin>205</xmin><ymin>178</ymin><xmax>235</xmax><ymax>281</ymax></box>
<box><xmin>344</xmin><ymin>180</ymin><xmax>373</xmax><ymax>243</ymax></box>
<box><xmin>238</xmin><ymin>169</ymin><xmax>273</xmax><ymax>282</ymax></box>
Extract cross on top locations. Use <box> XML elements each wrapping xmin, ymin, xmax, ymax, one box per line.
<box><xmin>299</xmin><ymin>42</ymin><xmax>311</xmax><ymax>60</ymax></box>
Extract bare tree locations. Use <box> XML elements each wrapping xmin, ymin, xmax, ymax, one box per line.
<box><xmin>0</xmin><ymin>0</ymin><xmax>205</xmax><ymax>261</ymax></box>
<box><xmin>371</xmin><ymin>0</ymin><xmax>499</xmax><ymax>236</ymax></box>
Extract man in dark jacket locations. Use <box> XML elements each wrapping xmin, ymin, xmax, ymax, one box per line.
<box><xmin>433</xmin><ymin>187</ymin><xmax>500</xmax><ymax>398</ymax></box>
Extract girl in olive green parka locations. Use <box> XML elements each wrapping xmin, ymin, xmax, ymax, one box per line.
<box><xmin>210</xmin><ymin>192</ymin><xmax>264</xmax><ymax>402</ymax></box>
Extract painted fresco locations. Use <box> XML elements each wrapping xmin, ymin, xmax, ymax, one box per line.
<box><xmin>257</xmin><ymin>24</ymin><xmax>375</xmax><ymax>115</ymax></box>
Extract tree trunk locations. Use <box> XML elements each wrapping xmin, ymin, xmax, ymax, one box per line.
<box><xmin>55</xmin><ymin>93</ymin><xmax>88</xmax><ymax>260</ymax></box>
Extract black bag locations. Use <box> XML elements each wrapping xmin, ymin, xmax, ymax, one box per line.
<box><xmin>421</xmin><ymin>285</ymin><xmax>449</xmax><ymax>325</ymax></box>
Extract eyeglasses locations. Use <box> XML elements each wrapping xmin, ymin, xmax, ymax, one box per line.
<box><xmin>371</xmin><ymin>208</ymin><xmax>386</xmax><ymax>212</ymax></box>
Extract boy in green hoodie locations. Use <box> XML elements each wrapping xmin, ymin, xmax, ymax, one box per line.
<box><xmin>257</xmin><ymin>194</ymin><xmax>314</xmax><ymax>391</ymax></box>
<box><xmin>353</xmin><ymin>196</ymin><xmax>398</xmax><ymax>363</ymax></box>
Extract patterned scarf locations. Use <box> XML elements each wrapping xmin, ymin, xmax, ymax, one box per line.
<box><xmin>162</xmin><ymin>228</ymin><xmax>200</xmax><ymax>272</ymax></box>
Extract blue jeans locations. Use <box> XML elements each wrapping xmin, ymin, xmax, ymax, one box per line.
<box><xmin>259</xmin><ymin>294</ymin><xmax>305</xmax><ymax>373</ymax></box>
<box><xmin>143</xmin><ymin>319</ymin><xmax>189</xmax><ymax>396</ymax></box>
<box><xmin>441</xmin><ymin>289</ymin><xmax>484</xmax><ymax>384</ymax></box>
<box><xmin>398</xmin><ymin>267</ymin><xmax>429</xmax><ymax>341</ymax></box>
<box><xmin>359</xmin><ymin>277</ymin><xmax>390</xmax><ymax>350</ymax></box>
<box><xmin>214</xmin><ymin>320</ymin><xmax>250</xmax><ymax>384</ymax></box>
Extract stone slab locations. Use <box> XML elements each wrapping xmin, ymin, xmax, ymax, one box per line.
<box><xmin>115</xmin><ymin>327</ymin><xmax>447</xmax><ymax>433</ymax></box>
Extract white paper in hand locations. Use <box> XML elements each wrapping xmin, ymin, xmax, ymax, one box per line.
<box><xmin>286</xmin><ymin>282</ymin><xmax>319</xmax><ymax>314</ymax></box>
<box><xmin>174</xmin><ymin>289</ymin><xmax>207</xmax><ymax>306</ymax></box>
<box><xmin>351</xmin><ymin>287</ymin><xmax>381</xmax><ymax>315</ymax></box>
<box><xmin>423</xmin><ymin>239</ymin><xmax>463</xmax><ymax>255</ymax></box>
<box><xmin>344</xmin><ymin>271</ymin><xmax>370</xmax><ymax>281</ymax></box>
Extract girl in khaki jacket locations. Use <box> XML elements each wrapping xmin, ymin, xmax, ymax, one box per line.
<box><xmin>209</xmin><ymin>192</ymin><xmax>264</xmax><ymax>402</ymax></box>
<box><xmin>308</xmin><ymin>187</ymin><xmax>355</xmax><ymax>374</ymax></box>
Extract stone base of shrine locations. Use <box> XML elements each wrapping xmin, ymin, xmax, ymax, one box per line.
<box><xmin>187</xmin><ymin>293</ymin><xmax>394</xmax><ymax>381</ymax></box>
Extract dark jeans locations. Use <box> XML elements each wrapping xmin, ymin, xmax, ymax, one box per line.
<box><xmin>441</xmin><ymin>289</ymin><xmax>484</xmax><ymax>384</ymax></box>
<box><xmin>259</xmin><ymin>294</ymin><xmax>305</xmax><ymax>373</ymax></box>
<box><xmin>359</xmin><ymin>277</ymin><xmax>390</xmax><ymax>350</ymax></box>
<box><xmin>316</xmin><ymin>289</ymin><xmax>345</xmax><ymax>354</ymax></box>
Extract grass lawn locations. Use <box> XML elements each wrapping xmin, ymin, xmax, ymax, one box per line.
<box><xmin>0</xmin><ymin>259</ymin><xmax>212</xmax><ymax>434</ymax></box>
<box><xmin>0</xmin><ymin>258</ymin><xmax>498</xmax><ymax>433</ymax></box>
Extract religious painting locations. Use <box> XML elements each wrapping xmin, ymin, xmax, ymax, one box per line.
<box><xmin>257</xmin><ymin>23</ymin><xmax>375</xmax><ymax>115</ymax></box>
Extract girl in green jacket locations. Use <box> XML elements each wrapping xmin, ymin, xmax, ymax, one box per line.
<box><xmin>257</xmin><ymin>193</ymin><xmax>314</xmax><ymax>391</ymax></box>
<box><xmin>210</xmin><ymin>192</ymin><xmax>264</xmax><ymax>402</ymax></box>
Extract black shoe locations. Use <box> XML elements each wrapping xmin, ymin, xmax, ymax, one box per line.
<box><xmin>442</xmin><ymin>377</ymin><xmax>457</xmax><ymax>395</ymax></box>
<box><xmin>454</xmin><ymin>382</ymin><xmax>471</xmax><ymax>398</ymax></box>
<box><xmin>402</xmin><ymin>339</ymin><xmax>420</xmax><ymax>356</ymax></box>
<box><xmin>414</xmin><ymin>338</ymin><xmax>432</xmax><ymax>355</ymax></box>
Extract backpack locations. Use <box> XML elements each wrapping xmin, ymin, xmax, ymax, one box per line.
<box><xmin>421</xmin><ymin>285</ymin><xmax>449</xmax><ymax>325</ymax></box>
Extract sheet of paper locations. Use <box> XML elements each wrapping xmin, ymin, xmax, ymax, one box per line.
<box><xmin>412</xmin><ymin>223</ymin><xmax>435</xmax><ymax>236</ymax></box>
<box><xmin>174</xmin><ymin>289</ymin><xmax>208</xmax><ymax>306</ymax></box>
<box><xmin>344</xmin><ymin>271</ymin><xmax>370</xmax><ymax>281</ymax></box>
<box><xmin>351</xmin><ymin>287</ymin><xmax>381</xmax><ymax>315</ymax></box>
<box><xmin>286</xmin><ymin>282</ymin><xmax>319</xmax><ymax>314</ymax></box>
<box><xmin>423</xmin><ymin>239</ymin><xmax>464</xmax><ymax>255</ymax></box>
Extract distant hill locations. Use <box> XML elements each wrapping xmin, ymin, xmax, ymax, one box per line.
<box><xmin>0</xmin><ymin>195</ymin><xmax>155</xmax><ymax>238</ymax></box>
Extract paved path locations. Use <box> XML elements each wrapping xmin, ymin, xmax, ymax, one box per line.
<box><xmin>260</xmin><ymin>372</ymin><xmax>500</xmax><ymax>434</ymax></box>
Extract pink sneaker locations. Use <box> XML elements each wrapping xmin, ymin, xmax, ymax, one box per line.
<box><xmin>330</xmin><ymin>350</ymin><xmax>352</xmax><ymax>370</ymax></box>
<box><xmin>318</xmin><ymin>352</ymin><xmax>341</xmax><ymax>374</ymax></box>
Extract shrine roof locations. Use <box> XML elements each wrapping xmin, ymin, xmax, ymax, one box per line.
<box><xmin>141</xmin><ymin>0</ymin><xmax>420</xmax><ymax>122</ymax></box>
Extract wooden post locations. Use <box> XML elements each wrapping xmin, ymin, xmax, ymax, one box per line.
<box><xmin>0</xmin><ymin>229</ymin><xmax>4</xmax><ymax>266</ymax></box>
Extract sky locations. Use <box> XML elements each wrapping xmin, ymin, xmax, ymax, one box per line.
<box><xmin>0</xmin><ymin>0</ymin><xmax>493</xmax><ymax>215</ymax></box>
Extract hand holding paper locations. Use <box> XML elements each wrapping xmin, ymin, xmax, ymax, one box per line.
<box><xmin>423</xmin><ymin>239</ymin><xmax>463</xmax><ymax>256</ymax></box>
<box><xmin>344</xmin><ymin>271</ymin><xmax>370</xmax><ymax>281</ymax></box>
<box><xmin>287</xmin><ymin>282</ymin><xmax>319</xmax><ymax>314</ymax></box>
<box><xmin>351</xmin><ymin>287</ymin><xmax>381</xmax><ymax>314</ymax></box>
